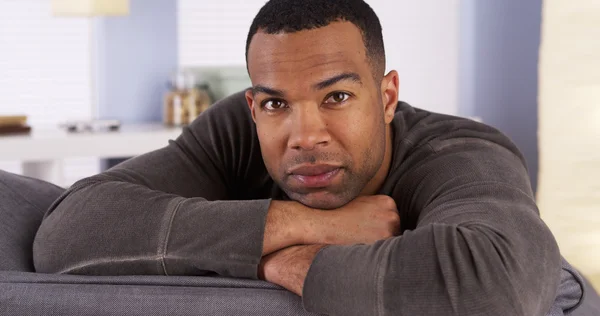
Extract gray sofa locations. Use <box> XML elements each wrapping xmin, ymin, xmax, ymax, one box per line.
<box><xmin>1</xmin><ymin>170</ymin><xmax>599</xmax><ymax>315</ymax></box>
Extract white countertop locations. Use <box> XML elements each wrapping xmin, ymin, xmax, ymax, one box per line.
<box><xmin>0</xmin><ymin>123</ymin><xmax>183</xmax><ymax>161</ymax></box>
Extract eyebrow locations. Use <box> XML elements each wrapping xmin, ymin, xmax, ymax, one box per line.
<box><xmin>251</xmin><ymin>85</ymin><xmax>285</xmax><ymax>98</ymax></box>
<box><xmin>250</xmin><ymin>72</ymin><xmax>363</xmax><ymax>97</ymax></box>
<box><xmin>313</xmin><ymin>72</ymin><xmax>362</xmax><ymax>90</ymax></box>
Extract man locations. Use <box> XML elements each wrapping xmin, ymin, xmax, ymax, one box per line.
<box><xmin>33</xmin><ymin>0</ymin><xmax>565</xmax><ymax>315</ymax></box>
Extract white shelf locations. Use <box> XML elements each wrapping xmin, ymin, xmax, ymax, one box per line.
<box><xmin>0</xmin><ymin>123</ymin><xmax>183</xmax><ymax>185</ymax></box>
<box><xmin>1</xmin><ymin>123</ymin><xmax>182</xmax><ymax>161</ymax></box>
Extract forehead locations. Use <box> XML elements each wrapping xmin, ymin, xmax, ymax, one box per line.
<box><xmin>247</xmin><ymin>22</ymin><xmax>370</xmax><ymax>88</ymax></box>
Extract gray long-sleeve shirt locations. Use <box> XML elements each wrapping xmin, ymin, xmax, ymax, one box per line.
<box><xmin>33</xmin><ymin>91</ymin><xmax>561</xmax><ymax>315</ymax></box>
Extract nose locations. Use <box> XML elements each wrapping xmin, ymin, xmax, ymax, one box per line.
<box><xmin>288</xmin><ymin>104</ymin><xmax>330</xmax><ymax>151</ymax></box>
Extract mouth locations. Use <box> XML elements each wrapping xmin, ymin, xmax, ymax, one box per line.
<box><xmin>288</xmin><ymin>164</ymin><xmax>342</xmax><ymax>188</ymax></box>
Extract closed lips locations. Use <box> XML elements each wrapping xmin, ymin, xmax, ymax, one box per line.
<box><xmin>288</xmin><ymin>164</ymin><xmax>340</xmax><ymax>176</ymax></box>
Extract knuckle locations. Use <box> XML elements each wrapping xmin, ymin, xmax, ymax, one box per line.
<box><xmin>380</xmin><ymin>195</ymin><xmax>396</xmax><ymax>209</ymax></box>
<box><xmin>386</xmin><ymin>212</ymin><xmax>400</xmax><ymax>227</ymax></box>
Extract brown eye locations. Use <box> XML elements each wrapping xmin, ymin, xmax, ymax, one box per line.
<box><xmin>263</xmin><ymin>99</ymin><xmax>288</xmax><ymax>110</ymax></box>
<box><xmin>324</xmin><ymin>92</ymin><xmax>350</xmax><ymax>104</ymax></box>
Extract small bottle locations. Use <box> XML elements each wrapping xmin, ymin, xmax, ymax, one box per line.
<box><xmin>185</xmin><ymin>74</ymin><xmax>199</xmax><ymax>123</ymax></box>
<box><xmin>172</xmin><ymin>94</ymin><xmax>183</xmax><ymax>126</ymax></box>
<box><xmin>164</xmin><ymin>72</ymin><xmax>189</xmax><ymax>126</ymax></box>
<box><xmin>193</xmin><ymin>74</ymin><xmax>214</xmax><ymax>115</ymax></box>
<box><xmin>195</xmin><ymin>81</ymin><xmax>214</xmax><ymax>114</ymax></box>
<box><xmin>185</xmin><ymin>74</ymin><xmax>214</xmax><ymax>124</ymax></box>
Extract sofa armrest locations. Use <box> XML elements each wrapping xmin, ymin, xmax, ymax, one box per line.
<box><xmin>0</xmin><ymin>170</ymin><xmax>64</xmax><ymax>272</ymax></box>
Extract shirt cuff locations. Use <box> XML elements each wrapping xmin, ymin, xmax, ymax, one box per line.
<box><xmin>302</xmin><ymin>242</ymin><xmax>390</xmax><ymax>315</ymax></box>
<box><xmin>164</xmin><ymin>198</ymin><xmax>271</xmax><ymax>279</ymax></box>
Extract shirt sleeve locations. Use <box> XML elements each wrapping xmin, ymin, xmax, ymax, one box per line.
<box><xmin>301</xmin><ymin>133</ymin><xmax>562</xmax><ymax>315</ymax></box>
<box><xmin>33</xmin><ymin>91</ymin><xmax>271</xmax><ymax>279</ymax></box>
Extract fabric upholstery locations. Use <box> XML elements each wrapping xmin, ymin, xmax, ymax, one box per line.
<box><xmin>0</xmin><ymin>170</ymin><xmax>64</xmax><ymax>271</ymax></box>
<box><xmin>0</xmin><ymin>271</ymin><xmax>317</xmax><ymax>315</ymax></box>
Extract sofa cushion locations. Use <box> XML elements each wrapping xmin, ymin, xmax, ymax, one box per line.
<box><xmin>0</xmin><ymin>170</ymin><xmax>64</xmax><ymax>271</ymax></box>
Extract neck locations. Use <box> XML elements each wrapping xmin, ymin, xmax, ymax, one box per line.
<box><xmin>360</xmin><ymin>123</ymin><xmax>393</xmax><ymax>195</ymax></box>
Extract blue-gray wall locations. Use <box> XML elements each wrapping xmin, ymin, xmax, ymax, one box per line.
<box><xmin>95</xmin><ymin>0</ymin><xmax>177</xmax><ymax>169</ymax></box>
<box><xmin>460</xmin><ymin>0</ymin><xmax>543</xmax><ymax>192</ymax></box>
<box><xmin>96</xmin><ymin>0</ymin><xmax>178</xmax><ymax>123</ymax></box>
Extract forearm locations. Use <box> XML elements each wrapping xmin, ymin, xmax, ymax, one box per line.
<box><xmin>259</xmin><ymin>244</ymin><xmax>327</xmax><ymax>294</ymax></box>
<box><xmin>262</xmin><ymin>200</ymin><xmax>313</xmax><ymax>256</ymax></box>
<box><xmin>33</xmin><ymin>178</ymin><xmax>270</xmax><ymax>279</ymax></box>
<box><xmin>302</xmin><ymin>203</ymin><xmax>561</xmax><ymax>316</ymax></box>
<box><xmin>33</xmin><ymin>178</ymin><xmax>332</xmax><ymax>277</ymax></box>
<box><xmin>262</xmin><ymin>195</ymin><xmax>401</xmax><ymax>256</ymax></box>
<box><xmin>262</xmin><ymin>199</ymin><xmax>359</xmax><ymax>256</ymax></box>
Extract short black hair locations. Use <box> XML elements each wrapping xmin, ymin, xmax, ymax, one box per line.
<box><xmin>245</xmin><ymin>0</ymin><xmax>386</xmax><ymax>79</ymax></box>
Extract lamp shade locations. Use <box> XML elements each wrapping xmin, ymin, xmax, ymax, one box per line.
<box><xmin>51</xmin><ymin>0</ymin><xmax>129</xmax><ymax>16</ymax></box>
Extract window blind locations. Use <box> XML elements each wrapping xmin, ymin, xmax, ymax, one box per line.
<box><xmin>0</xmin><ymin>0</ymin><xmax>99</xmax><ymax>186</ymax></box>
<box><xmin>177</xmin><ymin>0</ymin><xmax>265</xmax><ymax>66</ymax></box>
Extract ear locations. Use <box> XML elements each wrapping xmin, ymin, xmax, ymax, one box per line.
<box><xmin>245</xmin><ymin>89</ymin><xmax>258</xmax><ymax>123</ymax></box>
<box><xmin>380</xmin><ymin>70</ymin><xmax>399</xmax><ymax>124</ymax></box>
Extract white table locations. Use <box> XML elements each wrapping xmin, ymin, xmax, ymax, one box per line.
<box><xmin>0</xmin><ymin>123</ymin><xmax>182</xmax><ymax>184</ymax></box>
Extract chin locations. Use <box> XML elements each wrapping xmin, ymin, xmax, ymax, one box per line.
<box><xmin>287</xmin><ymin>190</ymin><xmax>353</xmax><ymax>210</ymax></box>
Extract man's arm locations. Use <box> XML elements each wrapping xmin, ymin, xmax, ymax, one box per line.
<box><xmin>263</xmin><ymin>138</ymin><xmax>562</xmax><ymax>315</ymax></box>
<box><xmin>32</xmin><ymin>91</ymin><xmax>400</xmax><ymax>278</ymax></box>
<box><xmin>32</xmin><ymin>92</ymin><xmax>306</xmax><ymax>278</ymax></box>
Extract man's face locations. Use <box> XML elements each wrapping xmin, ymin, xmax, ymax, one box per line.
<box><xmin>246</xmin><ymin>22</ymin><xmax>397</xmax><ymax>210</ymax></box>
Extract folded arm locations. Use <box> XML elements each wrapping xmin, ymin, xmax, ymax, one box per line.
<box><xmin>266</xmin><ymin>138</ymin><xmax>562</xmax><ymax>316</ymax></box>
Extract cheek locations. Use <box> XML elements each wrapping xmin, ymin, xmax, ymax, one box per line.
<box><xmin>330</xmin><ymin>105</ymin><xmax>380</xmax><ymax>151</ymax></box>
<box><xmin>256</xmin><ymin>122</ymin><xmax>286</xmax><ymax>171</ymax></box>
